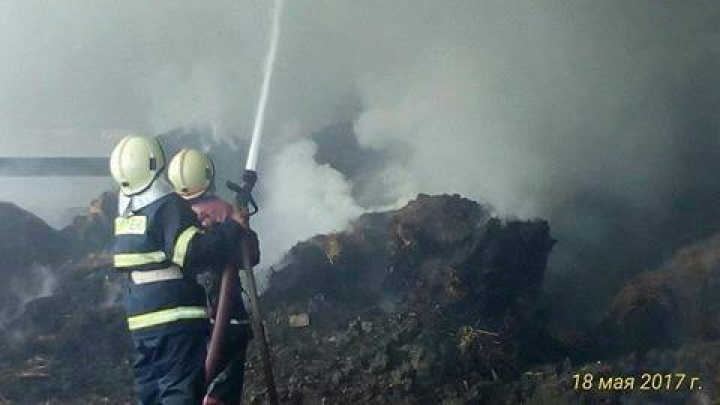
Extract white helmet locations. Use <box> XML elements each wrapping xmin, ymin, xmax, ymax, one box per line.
<box><xmin>167</xmin><ymin>148</ymin><xmax>215</xmax><ymax>199</ymax></box>
<box><xmin>109</xmin><ymin>135</ymin><xmax>166</xmax><ymax>196</ymax></box>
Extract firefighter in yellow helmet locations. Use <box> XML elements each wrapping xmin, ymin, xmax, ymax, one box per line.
<box><xmin>169</xmin><ymin>149</ymin><xmax>255</xmax><ymax>405</ymax></box>
<box><xmin>110</xmin><ymin>135</ymin><xmax>255</xmax><ymax>405</ymax></box>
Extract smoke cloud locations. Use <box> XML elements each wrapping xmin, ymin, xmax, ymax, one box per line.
<box><xmin>0</xmin><ymin>1</ymin><xmax>718</xmax><ymax>320</ymax></box>
<box><xmin>252</xmin><ymin>137</ymin><xmax>363</xmax><ymax>269</ymax></box>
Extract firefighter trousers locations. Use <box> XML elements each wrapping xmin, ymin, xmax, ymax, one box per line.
<box><xmin>133</xmin><ymin>330</ymin><xmax>208</xmax><ymax>405</ymax></box>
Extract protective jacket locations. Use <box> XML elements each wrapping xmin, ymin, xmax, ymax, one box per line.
<box><xmin>113</xmin><ymin>190</ymin><xmax>245</xmax><ymax>339</ymax></box>
<box><xmin>189</xmin><ymin>194</ymin><xmax>258</xmax><ymax>320</ymax></box>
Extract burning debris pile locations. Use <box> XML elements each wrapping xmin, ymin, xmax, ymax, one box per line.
<box><xmin>0</xmin><ymin>254</ymin><xmax>133</xmax><ymax>404</ymax></box>
<box><xmin>0</xmin><ymin>195</ymin><xmax>132</xmax><ymax>404</ymax></box>
<box><xmin>243</xmin><ymin>194</ymin><xmax>559</xmax><ymax>404</ymax></box>
<box><xmin>2</xmin><ymin>192</ymin><xmax>720</xmax><ymax>404</ymax></box>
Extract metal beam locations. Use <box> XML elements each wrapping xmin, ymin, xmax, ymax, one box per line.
<box><xmin>0</xmin><ymin>157</ymin><xmax>108</xmax><ymax>176</ymax></box>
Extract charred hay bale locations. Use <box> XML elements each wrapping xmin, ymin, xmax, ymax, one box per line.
<box><xmin>60</xmin><ymin>191</ymin><xmax>116</xmax><ymax>255</ymax></box>
<box><xmin>601</xmin><ymin>233</ymin><xmax>720</xmax><ymax>354</ymax></box>
<box><xmin>0</xmin><ymin>203</ymin><xmax>69</xmax><ymax>325</ymax></box>
<box><xmin>393</xmin><ymin>193</ymin><xmax>491</xmax><ymax>247</ymax></box>
<box><xmin>252</xmin><ymin>194</ymin><xmax>558</xmax><ymax>403</ymax></box>
<box><xmin>0</xmin><ymin>202</ymin><xmax>66</xmax><ymax>265</ymax></box>
<box><xmin>263</xmin><ymin>194</ymin><xmax>555</xmax><ymax>328</ymax></box>
<box><xmin>452</xmin><ymin>218</ymin><xmax>555</xmax><ymax>319</ymax></box>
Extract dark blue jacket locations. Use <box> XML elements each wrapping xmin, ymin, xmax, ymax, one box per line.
<box><xmin>112</xmin><ymin>193</ymin><xmax>244</xmax><ymax>338</ymax></box>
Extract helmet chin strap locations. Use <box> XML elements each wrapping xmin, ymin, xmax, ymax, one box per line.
<box><xmin>180</xmin><ymin>188</ymin><xmax>209</xmax><ymax>201</ymax></box>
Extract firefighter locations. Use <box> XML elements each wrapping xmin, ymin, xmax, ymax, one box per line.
<box><xmin>168</xmin><ymin>148</ymin><xmax>254</xmax><ymax>405</ymax></box>
<box><xmin>110</xmin><ymin>135</ymin><xmax>254</xmax><ymax>405</ymax></box>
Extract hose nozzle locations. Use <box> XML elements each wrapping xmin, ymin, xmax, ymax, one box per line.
<box><xmin>227</xmin><ymin>169</ymin><xmax>258</xmax><ymax>215</ymax></box>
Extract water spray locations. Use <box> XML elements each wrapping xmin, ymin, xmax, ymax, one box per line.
<box><xmin>218</xmin><ymin>1</ymin><xmax>284</xmax><ymax>404</ymax></box>
<box><xmin>245</xmin><ymin>0</ymin><xmax>284</xmax><ymax>172</ymax></box>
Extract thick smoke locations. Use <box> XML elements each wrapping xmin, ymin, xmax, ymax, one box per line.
<box><xmin>253</xmin><ymin>138</ymin><xmax>363</xmax><ymax>268</ymax></box>
<box><xmin>0</xmin><ymin>1</ymin><xmax>719</xmax><ymax>321</ymax></box>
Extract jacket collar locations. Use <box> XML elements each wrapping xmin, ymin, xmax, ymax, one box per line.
<box><xmin>118</xmin><ymin>178</ymin><xmax>174</xmax><ymax>216</ymax></box>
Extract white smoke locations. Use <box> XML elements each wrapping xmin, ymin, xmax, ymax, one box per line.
<box><xmin>253</xmin><ymin>138</ymin><xmax>363</xmax><ymax>269</ymax></box>
<box><xmin>0</xmin><ymin>1</ymin><xmax>697</xmax><ymax>215</ymax></box>
<box><xmin>0</xmin><ymin>1</ymin><xmax>717</xmax><ymax>313</ymax></box>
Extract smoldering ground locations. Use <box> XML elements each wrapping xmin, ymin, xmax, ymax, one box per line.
<box><xmin>0</xmin><ymin>1</ymin><xmax>719</xmax><ymax>323</ymax></box>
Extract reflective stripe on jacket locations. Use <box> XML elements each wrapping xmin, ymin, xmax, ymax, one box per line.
<box><xmin>112</xmin><ymin>193</ymin><xmax>243</xmax><ymax>338</ymax></box>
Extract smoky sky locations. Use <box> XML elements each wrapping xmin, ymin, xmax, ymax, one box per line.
<box><xmin>0</xmin><ymin>1</ymin><xmax>719</xmax><ymax>319</ymax></box>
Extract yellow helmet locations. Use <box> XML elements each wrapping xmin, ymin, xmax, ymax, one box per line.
<box><xmin>109</xmin><ymin>135</ymin><xmax>166</xmax><ymax>196</ymax></box>
<box><xmin>167</xmin><ymin>148</ymin><xmax>215</xmax><ymax>199</ymax></box>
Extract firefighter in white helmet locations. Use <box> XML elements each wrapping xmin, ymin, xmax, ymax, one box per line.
<box><xmin>110</xmin><ymin>135</ymin><xmax>255</xmax><ymax>405</ymax></box>
<box><xmin>169</xmin><ymin>149</ymin><xmax>255</xmax><ymax>405</ymax></box>
<box><xmin>167</xmin><ymin>149</ymin><xmax>215</xmax><ymax>200</ymax></box>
